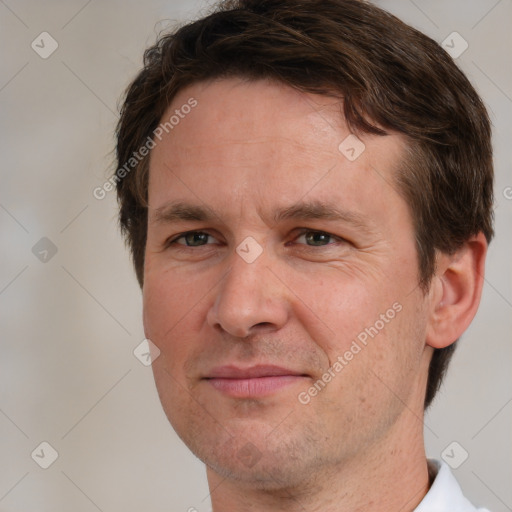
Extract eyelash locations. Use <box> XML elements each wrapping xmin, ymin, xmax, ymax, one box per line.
<box><xmin>165</xmin><ymin>229</ymin><xmax>346</xmax><ymax>250</ymax></box>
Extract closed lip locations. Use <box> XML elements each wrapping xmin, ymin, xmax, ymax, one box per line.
<box><xmin>204</xmin><ymin>365</ymin><xmax>309</xmax><ymax>379</ymax></box>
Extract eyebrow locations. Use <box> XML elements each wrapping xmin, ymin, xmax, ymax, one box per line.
<box><xmin>151</xmin><ymin>200</ymin><xmax>374</xmax><ymax>232</ymax></box>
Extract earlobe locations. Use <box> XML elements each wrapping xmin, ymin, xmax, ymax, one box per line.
<box><xmin>426</xmin><ymin>232</ymin><xmax>488</xmax><ymax>349</ymax></box>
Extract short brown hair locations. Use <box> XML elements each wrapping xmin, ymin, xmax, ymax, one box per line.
<box><xmin>114</xmin><ymin>0</ymin><xmax>494</xmax><ymax>409</ymax></box>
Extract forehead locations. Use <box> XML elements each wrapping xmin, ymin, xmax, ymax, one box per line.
<box><xmin>147</xmin><ymin>78</ymin><xmax>408</xmax><ymax>225</ymax></box>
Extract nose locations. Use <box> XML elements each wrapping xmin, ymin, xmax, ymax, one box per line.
<box><xmin>206</xmin><ymin>248</ymin><xmax>289</xmax><ymax>338</ymax></box>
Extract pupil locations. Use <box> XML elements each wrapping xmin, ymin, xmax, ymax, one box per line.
<box><xmin>187</xmin><ymin>233</ymin><xmax>207</xmax><ymax>246</ymax></box>
<box><xmin>307</xmin><ymin>232</ymin><xmax>329</xmax><ymax>246</ymax></box>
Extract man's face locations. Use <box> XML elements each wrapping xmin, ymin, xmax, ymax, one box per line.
<box><xmin>143</xmin><ymin>78</ymin><xmax>432</xmax><ymax>487</ymax></box>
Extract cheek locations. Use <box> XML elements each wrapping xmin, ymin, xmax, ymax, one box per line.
<box><xmin>143</xmin><ymin>269</ymin><xmax>209</xmax><ymax>414</ymax></box>
<box><xmin>142</xmin><ymin>264</ymin><xmax>205</xmax><ymax>356</ymax></box>
<box><xmin>286</xmin><ymin>268</ymin><xmax>394</xmax><ymax>360</ymax></box>
<box><xmin>292</xmin><ymin>268</ymin><xmax>424</xmax><ymax>400</ymax></box>
<box><xmin>349</xmin><ymin>296</ymin><xmax>428</xmax><ymax>410</ymax></box>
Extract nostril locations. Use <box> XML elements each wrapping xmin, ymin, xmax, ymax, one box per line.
<box><xmin>255</xmin><ymin>322</ymin><xmax>273</xmax><ymax>329</ymax></box>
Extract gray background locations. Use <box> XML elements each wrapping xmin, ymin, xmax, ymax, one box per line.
<box><xmin>0</xmin><ymin>0</ymin><xmax>510</xmax><ymax>510</ymax></box>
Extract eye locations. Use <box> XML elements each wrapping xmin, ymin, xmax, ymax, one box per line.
<box><xmin>167</xmin><ymin>231</ymin><xmax>219</xmax><ymax>247</ymax></box>
<box><xmin>294</xmin><ymin>229</ymin><xmax>342</xmax><ymax>247</ymax></box>
<box><xmin>165</xmin><ymin>229</ymin><xmax>346</xmax><ymax>251</ymax></box>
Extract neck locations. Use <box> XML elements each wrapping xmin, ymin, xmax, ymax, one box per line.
<box><xmin>206</xmin><ymin>409</ymin><xmax>432</xmax><ymax>512</ymax></box>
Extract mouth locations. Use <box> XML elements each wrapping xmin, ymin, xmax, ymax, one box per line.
<box><xmin>203</xmin><ymin>365</ymin><xmax>310</xmax><ymax>398</ymax></box>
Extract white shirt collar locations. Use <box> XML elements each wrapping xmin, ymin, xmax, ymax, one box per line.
<box><xmin>414</xmin><ymin>459</ymin><xmax>491</xmax><ymax>512</ymax></box>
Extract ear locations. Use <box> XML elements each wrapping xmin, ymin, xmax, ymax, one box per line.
<box><xmin>426</xmin><ymin>232</ymin><xmax>488</xmax><ymax>349</ymax></box>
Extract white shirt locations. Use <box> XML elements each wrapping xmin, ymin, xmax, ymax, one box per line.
<box><xmin>414</xmin><ymin>459</ymin><xmax>491</xmax><ymax>512</ymax></box>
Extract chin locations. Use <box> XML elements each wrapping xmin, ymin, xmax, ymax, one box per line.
<box><xmin>204</xmin><ymin>451</ymin><xmax>305</xmax><ymax>490</ymax></box>
<box><xmin>186</xmin><ymin>423</ymin><xmax>328</xmax><ymax>492</ymax></box>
